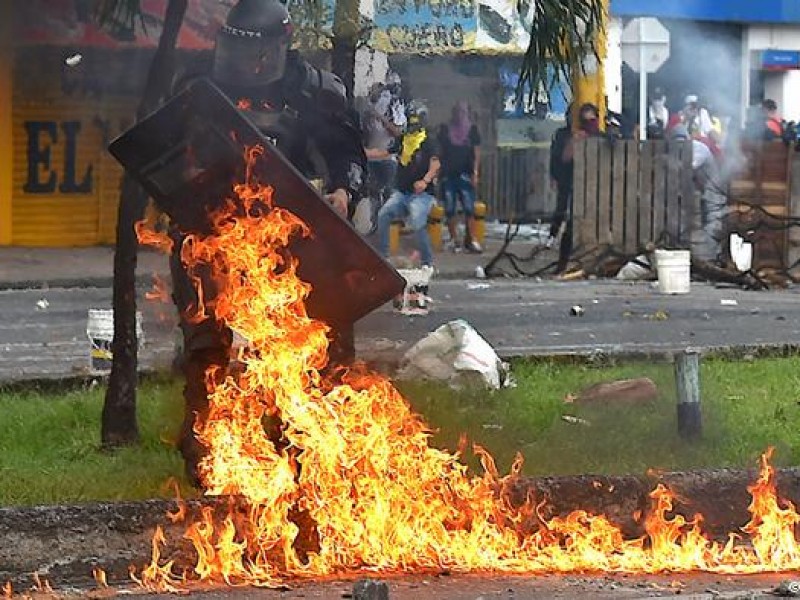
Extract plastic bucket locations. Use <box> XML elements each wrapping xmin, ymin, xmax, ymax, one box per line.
<box><xmin>654</xmin><ymin>249</ymin><xmax>691</xmax><ymax>295</ymax></box>
<box><xmin>86</xmin><ymin>309</ymin><xmax>144</xmax><ymax>374</ymax></box>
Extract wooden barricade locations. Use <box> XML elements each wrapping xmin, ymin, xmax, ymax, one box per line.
<box><xmin>480</xmin><ymin>146</ymin><xmax>554</xmax><ymax>222</ymax></box>
<box><xmin>728</xmin><ymin>141</ymin><xmax>793</xmax><ymax>270</ymax></box>
<box><xmin>572</xmin><ymin>138</ymin><xmax>694</xmax><ymax>254</ymax></box>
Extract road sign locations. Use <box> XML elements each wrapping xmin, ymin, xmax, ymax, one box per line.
<box><xmin>621</xmin><ymin>17</ymin><xmax>671</xmax><ymax>74</ymax></box>
<box><xmin>621</xmin><ymin>17</ymin><xmax>670</xmax><ymax>141</ymax></box>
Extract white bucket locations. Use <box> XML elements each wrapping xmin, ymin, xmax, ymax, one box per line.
<box><xmin>654</xmin><ymin>249</ymin><xmax>691</xmax><ymax>295</ymax></box>
<box><xmin>86</xmin><ymin>309</ymin><xmax>144</xmax><ymax>374</ymax></box>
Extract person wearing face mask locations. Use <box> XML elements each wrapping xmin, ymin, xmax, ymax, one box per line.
<box><xmin>548</xmin><ymin>103</ymin><xmax>602</xmax><ymax>274</ymax></box>
<box><xmin>353</xmin><ymin>82</ymin><xmax>405</xmax><ymax>234</ymax></box>
<box><xmin>647</xmin><ymin>89</ymin><xmax>669</xmax><ymax>140</ymax></box>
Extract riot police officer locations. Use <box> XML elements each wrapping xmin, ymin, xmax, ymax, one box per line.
<box><xmin>171</xmin><ymin>0</ymin><xmax>367</xmax><ymax>484</ymax></box>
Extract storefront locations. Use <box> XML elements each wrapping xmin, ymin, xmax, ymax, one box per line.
<box><xmin>2</xmin><ymin>0</ymin><xmax>549</xmax><ymax>245</ymax></box>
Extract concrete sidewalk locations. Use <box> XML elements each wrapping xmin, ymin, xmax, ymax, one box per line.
<box><xmin>0</xmin><ymin>236</ymin><xmax>538</xmax><ymax>289</ymax></box>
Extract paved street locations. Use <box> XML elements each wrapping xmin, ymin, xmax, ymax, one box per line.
<box><xmin>127</xmin><ymin>572</ymin><xmax>791</xmax><ymax>600</ymax></box>
<box><xmin>2</xmin><ymin>277</ymin><xmax>800</xmax><ymax>381</ymax></box>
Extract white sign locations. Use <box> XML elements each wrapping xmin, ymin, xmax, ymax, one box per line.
<box><xmin>621</xmin><ymin>17</ymin><xmax>671</xmax><ymax>74</ymax></box>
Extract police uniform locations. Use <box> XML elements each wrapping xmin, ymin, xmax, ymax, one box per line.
<box><xmin>171</xmin><ymin>0</ymin><xmax>367</xmax><ymax>483</ymax></box>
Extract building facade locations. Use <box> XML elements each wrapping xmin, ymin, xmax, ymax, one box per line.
<box><xmin>609</xmin><ymin>0</ymin><xmax>800</xmax><ymax>124</ymax></box>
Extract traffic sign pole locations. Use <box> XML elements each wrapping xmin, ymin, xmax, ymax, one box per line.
<box><xmin>640</xmin><ymin>43</ymin><xmax>647</xmax><ymax>141</ymax></box>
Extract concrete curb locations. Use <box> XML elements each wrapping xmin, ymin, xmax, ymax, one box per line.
<box><xmin>3</xmin><ymin>467</ymin><xmax>799</xmax><ymax>587</ymax></box>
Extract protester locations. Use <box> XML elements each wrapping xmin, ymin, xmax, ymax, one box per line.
<box><xmin>376</xmin><ymin>99</ymin><xmax>440</xmax><ymax>269</ymax></box>
<box><xmin>169</xmin><ymin>0</ymin><xmax>367</xmax><ymax>484</ymax></box>
<box><xmin>353</xmin><ymin>81</ymin><xmax>405</xmax><ymax>234</ymax></box>
<box><xmin>548</xmin><ymin>102</ymin><xmax>601</xmax><ymax>273</ymax></box>
<box><xmin>671</xmin><ymin>123</ymin><xmax>726</xmax><ymax>263</ymax></box>
<box><xmin>438</xmin><ymin>101</ymin><xmax>482</xmax><ymax>254</ymax></box>
<box><xmin>762</xmin><ymin>99</ymin><xmax>784</xmax><ymax>140</ymax></box>
<box><xmin>682</xmin><ymin>94</ymin><xmax>714</xmax><ymax>138</ymax></box>
<box><xmin>647</xmin><ymin>88</ymin><xmax>669</xmax><ymax>140</ymax></box>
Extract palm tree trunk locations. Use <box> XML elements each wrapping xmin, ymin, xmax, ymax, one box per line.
<box><xmin>101</xmin><ymin>0</ymin><xmax>188</xmax><ymax>449</ymax></box>
<box><xmin>331</xmin><ymin>0</ymin><xmax>359</xmax><ymax>98</ymax></box>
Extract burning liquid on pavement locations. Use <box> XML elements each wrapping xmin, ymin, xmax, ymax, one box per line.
<box><xmin>136</xmin><ymin>148</ymin><xmax>800</xmax><ymax>590</ymax></box>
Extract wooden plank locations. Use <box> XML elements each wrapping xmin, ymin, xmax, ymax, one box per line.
<box><xmin>583</xmin><ymin>138</ymin><xmax>600</xmax><ymax>247</ymax></box>
<box><xmin>597</xmin><ymin>138</ymin><xmax>612</xmax><ymax>245</ymax></box>
<box><xmin>679</xmin><ymin>140</ymin><xmax>694</xmax><ymax>248</ymax></box>
<box><xmin>652</xmin><ymin>141</ymin><xmax>667</xmax><ymax>244</ymax></box>
<box><xmin>638</xmin><ymin>142</ymin><xmax>654</xmax><ymax>244</ymax></box>
<box><xmin>571</xmin><ymin>138</ymin><xmax>586</xmax><ymax>249</ymax></box>
<box><xmin>665</xmin><ymin>141</ymin><xmax>682</xmax><ymax>244</ymax></box>
<box><xmin>611</xmin><ymin>140</ymin><xmax>626</xmax><ymax>250</ymax></box>
<box><xmin>624</xmin><ymin>140</ymin><xmax>640</xmax><ymax>254</ymax></box>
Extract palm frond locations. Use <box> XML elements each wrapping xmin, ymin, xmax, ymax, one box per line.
<box><xmin>518</xmin><ymin>0</ymin><xmax>605</xmax><ymax>107</ymax></box>
<box><xmin>93</xmin><ymin>0</ymin><xmax>147</xmax><ymax>37</ymax></box>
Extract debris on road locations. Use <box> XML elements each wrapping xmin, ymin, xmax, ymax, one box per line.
<box><xmin>570</xmin><ymin>305</ymin><xmax>585</xmax><ymax>317</ymax></box>
<box><xmin>35</xmin><ymin>298</ymin><xmax>49</xmax><ymax>311</ymax></box>
<box><xmin>467</xmin><ymin>282</ymin><xmax>492</xmax><ymax>290</ymax></box>
<box><xmin>577</xmin><ymin>378</ymin><xmax>659</xmax><ymax>404</ymax></box>
<box><xmin>616</xmin><ymin>254</ymin><xmax>653</xmax><ymax>281</ymax></box>
<box><xmin>352</xmin><ymin>579</ymin><xmax>390</xmax><ymax>600</ymax></box>
<box><xmin>721</xmin><ymin>299</ymin><xmax>739</xmax><ymax>306</ymax></box>
<box><xmin>397</xmin><ymin>319</ymin><xmax>513</xmax><ymax>390</ymax></box>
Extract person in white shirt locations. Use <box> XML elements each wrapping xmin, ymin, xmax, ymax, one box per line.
<box><xmin>682</xmin><ymin>94</ymin><xmax>714</xmax><ymax>138</ymax></box>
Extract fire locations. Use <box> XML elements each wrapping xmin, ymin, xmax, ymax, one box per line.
<box><xmin>135</xmin><ymin>147</ymin><xmax>800</xmax><ymax>590</ymax></box>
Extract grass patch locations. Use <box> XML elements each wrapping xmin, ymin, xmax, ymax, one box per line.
<box><xmin>400</xmin><ymin>357</ymin><xmax>800</xmax><ymax>477</ymax></box>
<box><xmin>1</xmin><ymin>357</ymin><xmax>799</xmax><ymax>506</ymax></box>
<box><xmin>0</xmin><ymin>377</ymin><xmax>190</xmax><ymax>506</ymax></box>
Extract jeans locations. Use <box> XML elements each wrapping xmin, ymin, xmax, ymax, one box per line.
<box><xmin>367</xmin><ymin>158</ymin><xmax>397</xmax><ymax>202</ymax></box>
<box><xmin>377</xmin><ymin>190</ymin><xmax>436</xmax><ymax>266</ymax></box>
<box><xmin>442</xmin><ymin>174</ymin><xmax>476</xmax><ymax>218</ymax></box>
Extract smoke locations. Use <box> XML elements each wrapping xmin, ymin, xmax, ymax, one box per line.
<box><xmin>624</xmin><ymin>18</ymin><xmax>744</xmax><ymax>125</ymax></box>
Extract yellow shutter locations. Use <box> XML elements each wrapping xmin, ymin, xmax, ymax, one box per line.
<box><xmin>11</xmin><ymin>98</ymin><xmax>136</xmax><ymax>246</ymax></box>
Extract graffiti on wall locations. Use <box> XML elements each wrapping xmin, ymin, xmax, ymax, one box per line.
<box><xmin>476</xmin><ymin>0</ymin><xmax>532</xmax><ymax>51</ymax></box>
<box><xmin>372</xmin><ymin>0</ymin><xmax>476</xmax><ymax>52</ymax></box>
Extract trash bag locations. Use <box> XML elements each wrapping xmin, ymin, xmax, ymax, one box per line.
<box><xmin>397</xmin><ymin>319</ymin><xmax>513</xmax><ymax>390</ymax></box>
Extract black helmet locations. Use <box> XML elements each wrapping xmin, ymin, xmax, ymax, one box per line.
<box><xmin>212</xmin><ymin>0</ymin><xmax>293</xmax><ymax>89</ymax></box>
<box><xmin>406</xmin><ymin>99</ymin><xmax>429</xmax><ymax>130</ymax></box>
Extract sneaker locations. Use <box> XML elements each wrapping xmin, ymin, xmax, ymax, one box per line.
<box><xmin>465</xmin><ymin>240</ymin><xmax>483</xmax><ymax>254</ymax></box>
<box><xmin>445</xmin><ymin>240</ymin><xmax>462</xmax><ymax>254</ymax></box>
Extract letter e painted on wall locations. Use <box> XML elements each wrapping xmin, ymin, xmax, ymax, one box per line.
<box><xmin>23</xmin><ymin>120</ymin><xmax>94</xmax><ymax>194</ymax></box>
<box><xmin>23</xmin><ymin>121</ymin><xmax>57</xmax><ymax>193</ymax></box>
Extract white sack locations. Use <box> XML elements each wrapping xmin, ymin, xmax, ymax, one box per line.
<box><xmin>397</xmin><ymin>319</ymin><xmax>512</xmax><ymax>389</ymax></box>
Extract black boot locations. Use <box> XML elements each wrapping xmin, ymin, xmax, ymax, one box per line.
<box><xmin>178</xmin><ymin>347</ymin><xmax>228</xmax><ymax>488</ymax></box>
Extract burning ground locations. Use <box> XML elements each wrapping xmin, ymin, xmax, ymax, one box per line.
<box><xmin>5</xmin><ymin>149</ymin><xmax>800</xmax><ymax>596</ymax></box>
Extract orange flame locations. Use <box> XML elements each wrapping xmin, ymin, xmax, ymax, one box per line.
<box><xmin>135</xmin><ymin>219</ymin><xmax>173</xmax><ymax>254</ymax></box>
<box><xmin>145</xmin><ymin>274</ymin><xmax>171</xmax><ymax>304</ymax></box>
<box><xmin>2</xmin><ymin>582</ymin><xmax>11</xmax><ymax>599</ymax></box>
<box><xmin>31</xmin><ymin>574</ymin><xmax>52</xmax><ymax>594</ymax></box>
<box><xmin>135</xmin><ymin>147</ymin><xmax>800</xmax><ymax>589</ymax></box>
<box><xmin>92</xmin><ymin>569</ymin><xmax>108</xmax><ymax>589</ymax></box>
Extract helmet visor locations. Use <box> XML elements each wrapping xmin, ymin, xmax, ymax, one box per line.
<box><xmin>213</xmin><ymin>31</ymin><xmax>289</xmax><ymax>88</ymax></box>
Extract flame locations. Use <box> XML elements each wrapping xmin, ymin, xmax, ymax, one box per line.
<box><xmin>92</xmin><ymin>569</ymin><xmax>108</xmax><ymax>589</ymax></box>
<box><xmin>145</xmin><ymin>274</ymin><xmax>171</xmax><ymax>304</ymax></box>
<box><xmin>2</xmin><ymin>582</ymin><xmax>11</xmax><ymax>599</ymax></box>
<box><xmin>135</xmin><ymin>219</ymin><xmax>173</xmax><ymax>254</ymax></box>
<box><xmin>30</xmin><ymin>575</ymin><xmax>52</xmax><ymax>594</ymax></box>
<box><xmin>135</xmin><ymin>146</ymin><xmax>800</xmax><ymax>590</ymax></box>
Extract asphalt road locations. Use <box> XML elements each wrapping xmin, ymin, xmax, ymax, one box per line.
<box><xmin>122</xmin><ymin>572</ymin><xmax>788</xmax><ymax>600</ymax></box>
<box><xmin>1</xmin><ymin>279</ymin><xmax>800</xmax><ymax>382</ymax></box>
